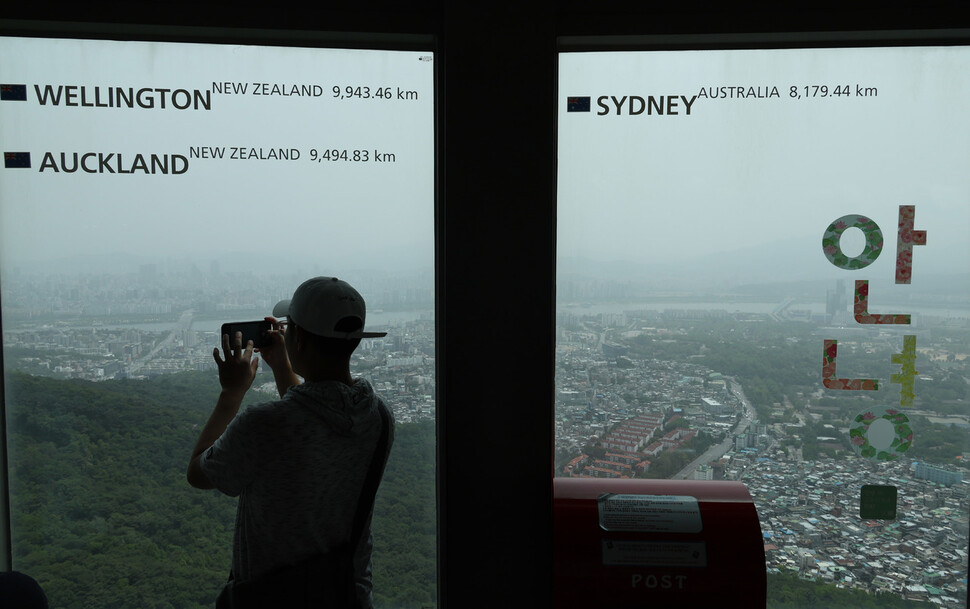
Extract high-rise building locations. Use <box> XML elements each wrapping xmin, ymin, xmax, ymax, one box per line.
<box><xmin>692</xmin><ymin>464</ymin><xmax>714</xmax><ymax>481</ymax></box>
<box><xmin>915</xmin><ymin>462</ymin><xmax>964</xmax><ymax>487</ymax></box>
<box><xmin>826</xmin><ymin>279</ymin><xmax>848</xmax><ymax>319</ymax></box>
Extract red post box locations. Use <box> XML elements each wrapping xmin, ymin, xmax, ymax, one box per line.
<box><xmin>554</xmin><ymin>478</ymin><xmax>766</xmax><ymax>608</ymax></box>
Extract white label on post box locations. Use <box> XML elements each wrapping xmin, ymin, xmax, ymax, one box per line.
<box><xmin>602</xmin><ymin>540</ymin><xmax>708</xmax><ymax>568</ymax></box>
<box><xmin>597</xmin><ymin>494</ymin><xmax>703</xmax><ymax>533</ymax></box>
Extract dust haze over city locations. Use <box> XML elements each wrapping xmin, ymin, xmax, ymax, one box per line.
<box><xmin>0</xmin><ymin>36</ymin><xmax>436</xmax><ymax>409</ymax></box>
<box><xmin>552</xmin><ymin>47</ymin><xmax>970</xmax><ymax>606</ymax></box>
<box><xmin>0</xmin><ymin>36</ymin><xmax>443</xmax><ymax>609</ymax></box>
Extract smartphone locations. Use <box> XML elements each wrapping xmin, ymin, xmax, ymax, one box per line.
<box><xmin>220</xmin><ymin>320</ymin><xmax>273</xmax><ymax>349</ymax></box>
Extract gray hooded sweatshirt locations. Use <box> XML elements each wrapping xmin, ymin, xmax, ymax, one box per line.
<box><xmin>200</xmin><ymin>378</ymin><xmax>393</xmax><ymax>606</ymax></box>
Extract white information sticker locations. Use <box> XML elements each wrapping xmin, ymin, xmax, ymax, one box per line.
<box><xmin>602</xmin><ymin>540</ymin><xmax>708</xmax><ymax>568</ymax></box>
<box><xmin>597</xmin><ymin>494</ymin><xmax>703</xmax><ymax>533</ymax></box>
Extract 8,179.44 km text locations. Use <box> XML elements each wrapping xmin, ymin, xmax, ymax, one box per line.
<box><xmin>790</xmin><ymin>84</ymin><xmax>878</xmax><ymax>99</ymax></box>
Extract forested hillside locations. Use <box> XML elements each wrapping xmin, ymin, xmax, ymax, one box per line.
<box><xmin>2</xmin><ymin>370</ymin><xmax>936</xmax><ymax>608</ymax></box>
<box><xmin>4</xmin><ymin>371</ymin><xmax>435</xmax><ymax>609</ymax></box>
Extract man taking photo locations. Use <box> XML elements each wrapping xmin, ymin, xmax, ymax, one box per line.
<box><xmin>187</xmin><ymin>276</ymin><xmax>393</xmax><ymax>608</ymax></box>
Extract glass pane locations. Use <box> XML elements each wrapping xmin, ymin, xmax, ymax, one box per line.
<box><xmin>0</xmin><ymin>36</ymin><xmax>435</xmax><ymax>608</ymax></box>
<box><xmin>558</xmin><ymin>45</ymin><xmax>970</xmax><ymax>608</ymax></box>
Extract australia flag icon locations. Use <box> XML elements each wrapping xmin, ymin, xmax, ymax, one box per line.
<box><xmin>567</xmin><ymin>96</ymin><xmax>591</xmax><ymax>112</ymax></box>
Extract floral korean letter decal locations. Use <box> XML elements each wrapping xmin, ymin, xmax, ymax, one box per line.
<box><xmin>890</xmin><ymin>335</ymin><xmax>918</xmax><ymax>407</ymax></box>
<box><xmin>895</xmin><ymin>205</ymin><xmax>926</xmax><ymax>285</ymax></box>
<box><xmin>822</xmin><ymin>340</ymin><xmax>879</xmax><ymax>391</ymax></box>
<box><xmin>822</xmin><ymin>214</ymin><xmax>883</xmax><ymax>270</ymax></box>
<box><xmin>854</xmin><ymin>280</ymin><xmax>911</xmax><ymax>325</ymax></box>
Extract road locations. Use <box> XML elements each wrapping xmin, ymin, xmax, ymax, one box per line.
<box><xmin>671</xmin><ymin>378</ymin><xmax>756</xmax><ymax>480</ymax></box>
<box><xmin>127</xmin><ymin>309</ymin><xmax>194</xmax><ymax>375</ymax></box>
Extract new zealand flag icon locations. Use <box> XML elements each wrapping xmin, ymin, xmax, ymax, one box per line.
<box><xmin>4</xmin><ymin>152</ymin><xmax>31</xmax><ymax>168</ymax></box>
<box><xmin>0</xmin><ymin>84</ymin><xmax>28</xmax><ymax>101</ymax></box>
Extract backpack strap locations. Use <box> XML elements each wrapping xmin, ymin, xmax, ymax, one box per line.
<box><xmin>350</xmin><ymin>401</ymin><xmax>391</xmax><ymax>549</ymax></box>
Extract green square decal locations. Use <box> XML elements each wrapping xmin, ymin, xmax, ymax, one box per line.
<box><xmin>860</xmin><ymin>485</ymin><xmax>897</xmax><ymax>520</ymax></box>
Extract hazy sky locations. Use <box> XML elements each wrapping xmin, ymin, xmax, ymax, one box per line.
<box><xmin>2</xmin><ymin>39</ymin><xmax>968</xmax><ymax>295</ymax></box>
<box><xmin>0</xmin><ymin>37</ymin><xmax>434</xmax><ymax>273</ymax></box>
<box><xmin>558</xmin><ymin>46</ymin><xmax>970</xmax><ymax>290</ymax></box>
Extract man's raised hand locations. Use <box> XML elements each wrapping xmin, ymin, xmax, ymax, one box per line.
<box><xmin>213</xmin><ymin>330</ymin><xmax>258</xmax><ymax>395</ymax></box>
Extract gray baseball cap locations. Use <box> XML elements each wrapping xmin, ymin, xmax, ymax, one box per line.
<box><xmin>272</xmin><ymin>276</ymin><xmax>387</xmax><ymax>339</ymax></box>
